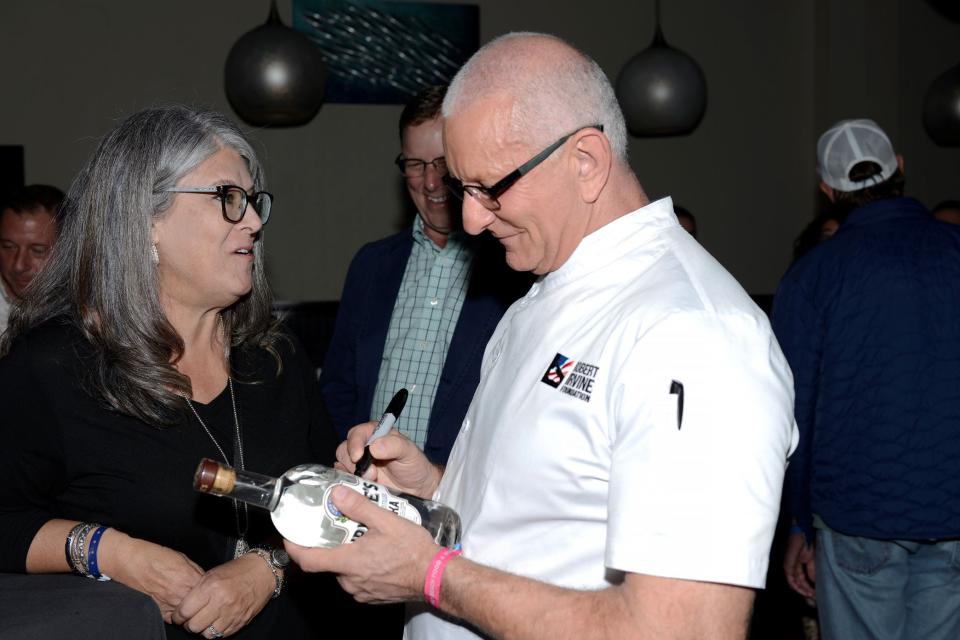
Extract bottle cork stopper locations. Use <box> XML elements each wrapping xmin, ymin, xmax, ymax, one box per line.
<box><xmin>194</xmin><ymin>458</ymin><xmax>236</xmax><ymax>494</ymax></box>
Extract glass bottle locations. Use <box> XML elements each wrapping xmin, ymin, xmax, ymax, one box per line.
<box><xmin>194</xmin><ymin>458</ymin><xmax>461</xmax><ymax>549</ymax></box>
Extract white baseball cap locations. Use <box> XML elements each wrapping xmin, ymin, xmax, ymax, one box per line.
<box><xmin>817</xmin><ymin>118</ymin><xmax>898</xmax><ymax>192</ymax></box>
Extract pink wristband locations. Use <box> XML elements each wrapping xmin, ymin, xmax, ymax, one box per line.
<box><xmin>424</xmin><ymin>547</ymin><xmax>462</xmax><ymax>609</ymax></box>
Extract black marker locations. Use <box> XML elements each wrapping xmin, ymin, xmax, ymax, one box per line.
<box><xmin>354</xmin><ymin>388</ymin><xmax>408</xmax><ymax>477</ymax></box>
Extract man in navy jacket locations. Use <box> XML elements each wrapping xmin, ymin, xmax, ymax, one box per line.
<box><xmin>320</xmin><ymin>86</ymin><xmax>528</xmax><ymax>466</ymax></box>
<box><xmin>772</xmin><ymin>119</ymin><xmax>960</xmax><ymax>640</ymax></box>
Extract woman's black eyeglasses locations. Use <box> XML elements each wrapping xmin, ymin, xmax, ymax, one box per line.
<box><xmin>164</xmin><ymin>185</ymin><xmax>273</xmax><ymax>225</ymax></box>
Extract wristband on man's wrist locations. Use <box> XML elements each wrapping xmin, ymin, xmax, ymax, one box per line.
<box><xmin>789</xmin><ymin>523</ymin><xmax>804</xmax><ymax>536</ymax></box>
<box><xmin>424</xmin><ymin>546</ymin><xmax>462</xmax><ymax>609</ymax></box>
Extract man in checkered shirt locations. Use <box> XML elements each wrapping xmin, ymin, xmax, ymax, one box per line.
<box><xmin>320</xmin><ymin>86</ymin><xmax>528</xmax><ymax>466</ymax></box>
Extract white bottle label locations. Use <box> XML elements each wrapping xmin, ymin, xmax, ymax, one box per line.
<box><xmin>324</xmin><ymin>479</ymin><xmax>423</xmax><ymax>543</ymax></box>
<box><xmin>271</xmin><ymin>468</ymin><xmax>426</xmax><ymax>548</ymax></box>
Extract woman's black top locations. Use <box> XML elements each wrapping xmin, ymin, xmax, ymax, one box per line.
<box><xmin>0</xmin><ymin>317</ymin><xmax>338</xmax><ymax>638</ymax></box>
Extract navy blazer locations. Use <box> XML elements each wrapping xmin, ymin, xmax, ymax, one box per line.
<box><xmin>320</xmin><ymin>228</ymin><xmax>529</xmax><ymax>464</ymax></box>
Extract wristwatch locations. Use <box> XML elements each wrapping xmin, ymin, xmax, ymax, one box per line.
<box><xmin>249</xmin><ymin>547</ymin><xmax>289</xmax><ymax>598</ymax></box>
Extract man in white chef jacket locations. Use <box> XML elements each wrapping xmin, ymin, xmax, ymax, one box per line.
<box><xmin>287</xmin><ymin>31</ymin><xmax>798</xmax><ymax>640</ymax></box>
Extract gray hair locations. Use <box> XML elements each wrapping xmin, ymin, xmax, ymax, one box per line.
<box><xmin>2</xmin><ymin>106</ymin><xmax>279</xmax><ymax>426</ymax></box>
<box><xmin>443</xmin><ymin>32</ymin><xmax>628</xmax><ymax>163</ymax></box>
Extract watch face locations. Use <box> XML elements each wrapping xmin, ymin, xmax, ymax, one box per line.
<box><xmin>271</xmin><ymin>548</ymin><xmax>290</xmax><ymax>568</ymax></box>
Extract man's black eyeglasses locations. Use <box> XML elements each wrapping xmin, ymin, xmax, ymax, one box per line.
<box><xmin>164</xmin><ymin>185</ymin><xmax>273</xmax><ymax>225</ymax></box>
<box><xmin>443</xmin><ymin>124</ymin><xmax>603</xmax><ymax>212</ymax></box>
<box><xmin>395</xmin><ymin>155</ymin><xmax>448</xmax><ymax>179</ymax></box>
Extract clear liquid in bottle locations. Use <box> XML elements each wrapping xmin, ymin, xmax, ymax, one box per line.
<box><xmin>194</xmin><ymin>459</ymin><xmax>461</xmax><ymax>549</ymax></box>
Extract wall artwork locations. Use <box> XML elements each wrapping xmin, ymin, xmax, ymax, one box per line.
<box><xmin>293</xmin><ymin>0</ymin><xmax>479</xmax><ymax>104</ymax></box>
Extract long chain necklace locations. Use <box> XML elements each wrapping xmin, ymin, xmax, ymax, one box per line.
<box><xmin>186</xmin><ymin>377</ymin><xmax>250</xmax><ymax>559</ymax></box>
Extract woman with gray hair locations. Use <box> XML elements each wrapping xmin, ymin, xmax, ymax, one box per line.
<box><xmin>0</xmin><ymin>106</ymin><xmax>333</xmax><ymax>639</ymax></box>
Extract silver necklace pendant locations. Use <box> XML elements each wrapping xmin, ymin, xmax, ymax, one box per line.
<box><xmin>186</xmin><ymin>376</ymin><xmax>249</xmax><ymax>559</ymax></box>
<box><xmin>233</xmin><ymin>536</ymin><xmax>249</xmax><ymax>559</ymax></box>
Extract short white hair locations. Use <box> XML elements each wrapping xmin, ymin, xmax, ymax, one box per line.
<box><xmin>443</xmin><ymin>32</ymin><xmax>628</xmax><ymax>163</ymax></box>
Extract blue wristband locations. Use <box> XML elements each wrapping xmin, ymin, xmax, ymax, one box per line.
<box><xmin>789</xmin><ymin>524</ymin><xmax>804</xmax><ymax>536</ymax></box>
<box><xmin>86</xmin><ymin>526</ymin><xmax>111</xmax><ymax>581</ymax></box>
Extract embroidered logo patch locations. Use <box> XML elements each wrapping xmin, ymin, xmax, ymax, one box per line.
<box><xmin>541</xmin><ymin>353</ymin><xmax>574</xmax><ymax>388</ymax></box>
<box><xmin>541</xmin><ymin>353</ymin><xmax>599</xmax><ymax>402</ymax></box>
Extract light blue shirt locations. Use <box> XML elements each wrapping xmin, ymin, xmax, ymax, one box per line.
<box><xmin>371</xmin><ymin>217</ymin><xmax>471</xmax><ymax>448</ymax></box>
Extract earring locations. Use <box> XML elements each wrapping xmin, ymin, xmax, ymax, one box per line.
<box><xmin>151</xmin><ymin>244</ymin><xmax>160</xmax><ymax>264</ymax></box>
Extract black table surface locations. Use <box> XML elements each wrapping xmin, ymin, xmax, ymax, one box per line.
<box><xmin>0</xmin><ymin>573</ymin><xmax>165</xmax><ymax>639</ymax></box>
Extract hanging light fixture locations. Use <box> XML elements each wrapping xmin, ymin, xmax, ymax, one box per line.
<box><xmin>615</xmin><ymin>0</ymin><xmax>707</xmax><ymax>136</ymax></box>
<box><xmin>923</xmin><ymin>62</ymin><xmax>960</xmax><ymax>147</ymax></box>
<box><xmin>224</xmin><ymin>0</ymin><xmax>326</xmax><ymax>127</ymax></box>
<box><xmin>926</xmin><ymin>0</ymin><xmax>960</xmax><ymax>23</ymax></box>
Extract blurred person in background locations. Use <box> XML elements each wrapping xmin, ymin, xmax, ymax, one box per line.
<box><xmin>674</xmin><ymin>204</ymin><xmax>697</xmax><ymax>238</ymax></box>
<box><xmin>774</xmin><ymin>118</ymin><xmax>960</xmax><ymax>640</ymax></box>
<box><xmin>790</xmin><ymin>206</ymin><xmax>844</xmax><ymax>264</ymax></box>
<box><xmin>932</xmin><ymin>199</ymin><xmax>960</xmax><ymax>225</ymax></box>
<box><xmin>0</xmin><ymin>184</ymin><xmax>63</xmax><ymax>329</ymax></box>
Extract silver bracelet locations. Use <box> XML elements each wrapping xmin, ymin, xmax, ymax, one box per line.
<box><xmin>245</xmin><ymin>548</ymin><xmax>285</xmax><ymax>598</ymax></box>
<box><xmin>64</xmin><ymin>523</ymin><xmax>87</xmax><ymax>575</ymax></box>
<box><xmin>75</xmin><ymin>522</ymin><xmax>98</xmax><ymax>577</ymax></box>
<box><xmin>66</xmin><ymin>522</ymin><xmax>99</xmax><ymax>577</ymax></box>
<box><xmin>69</xmin><ymin>523</ymin><xmax>88</xmax><ymax>576</ymax></box>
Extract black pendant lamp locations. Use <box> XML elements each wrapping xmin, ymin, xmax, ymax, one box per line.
<box><xmin>926</xmin><ymin>0</ymin><xmax>960</xmax><ymax>23</ymax></box>
<box><xmin>225</xmin><ymin>1</ymin><xmax>326</xmax><ymax>127</ymax></box>
<box><xmin>923</xmin><ymin>62</ymin><xmax>960</xmax><ymax>147</ymax></box>
<box><xmin>615</xmin><ymin>0</ymin><xmax>707</xmax><ymax>136</ymax></box>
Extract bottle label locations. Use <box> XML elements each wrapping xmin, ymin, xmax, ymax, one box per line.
<box><xmin>324</xmin><ymin>478</ymin><xmax>423</xmax><ymax>543</ymax></box>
